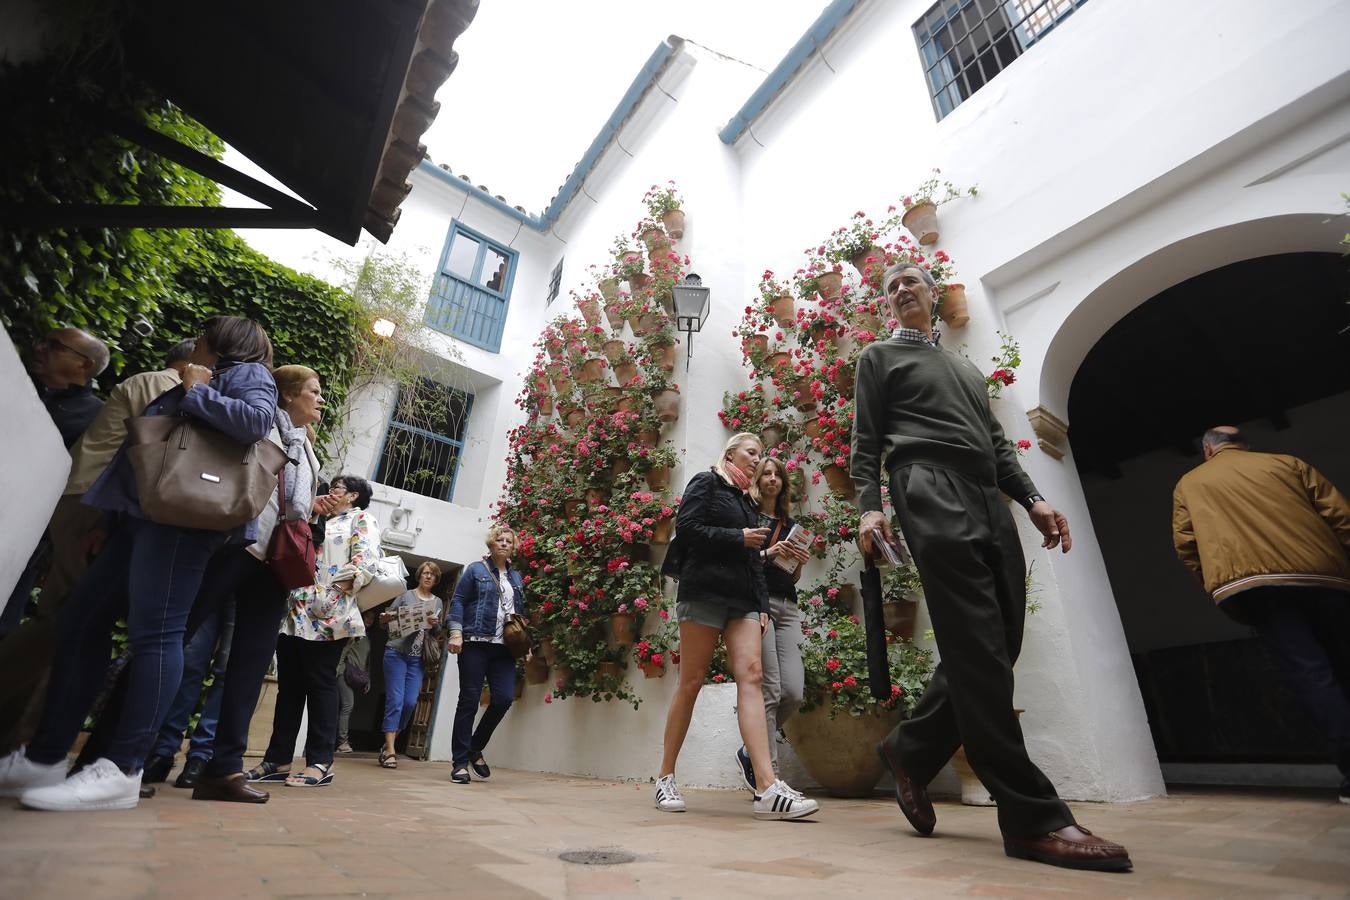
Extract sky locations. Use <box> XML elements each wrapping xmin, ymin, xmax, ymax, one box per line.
<box><xmin>418</xmin><ymin>0</ymin><xmax>826</xmax><ymax>212</ymax></box>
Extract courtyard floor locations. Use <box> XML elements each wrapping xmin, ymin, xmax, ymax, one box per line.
<box><xmin>0</xmin><ymin>759</ymin><xmax>1347</xmax><ymax>898</ymax></box>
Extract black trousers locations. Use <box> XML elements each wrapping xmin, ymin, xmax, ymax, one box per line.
<box><xmin>886</xmin><ymin>464</ymin><xmax>1073</xmax><ymax>838</ymax></box>
<box><xmin>1222</xmin><ymin>586</ymin><xmax>1350</xmax><ymax>778</ymax></box>
<box><xmin>265</xmin><ymin>634</ymin><xmax>347</xmax><ymax>768</ymax></box>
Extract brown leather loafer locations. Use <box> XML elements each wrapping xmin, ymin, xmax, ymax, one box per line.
<box><xmin>192</xmin><ymin>773</ymin><xmax>270</xmax><ymax>804</ymax></box>
<box><xmin>1004</xmin><ymin>825</ymin><xmax>1132</xmax><ymax>872</ymax></box>
<box><xmin>875</xmin><ymin>740</ymin><xmax>935</xmax><ymax>836</ymax></box>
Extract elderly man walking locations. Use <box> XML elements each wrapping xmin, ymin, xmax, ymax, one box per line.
<box><xmin>1172</xmin><ymin>426</ymin><xmax>1350</xmax><ymax>804</ymax></box>
<box><xmin>853</xmin><ymin>261</ymin><xmax>1130</xmax><ymax>872</ymax></box>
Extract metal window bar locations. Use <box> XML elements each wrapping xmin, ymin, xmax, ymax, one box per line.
<box><xmin>913</xmin><ymin>0</ymin><xmax>1090</xmax><ymax>120</ymax></box>
<box><xmin>374</xmin><ymin>421</ymin><xmax>464</xmax><ymax>502</ymax></box>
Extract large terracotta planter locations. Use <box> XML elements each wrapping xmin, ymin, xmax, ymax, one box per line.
<box><xmin>882</xmin><ymin>599</ymin><xmax>918</xmax><ymax>640</ymax></box>
<box><xmin>901</xmin><ymin>200</ymin><xmax>940</xmax><ymax>245</ymax></box>
<box><xmin>769</xmin><ymin>295</ymin><xmax>795</xmax><ymax>328</ymax></box>
<box><xmin>937</xmin><ymin>283</ymin><xmax>970</xmax><ymax>328</ymax></box>
<box><xmin>661</xmin><ymin>208</ymin><xmax>685</xmax><ymax>240</ymax></box>
<box><xmin>650</xmin><ymin>518</ymin><xmax>674</xmax><ymax>545</ymax></box>
<box><xmin>627</xmin><ymin>272</ymin><xmax>650</xmax><ymax>293</ymax></box>
<box><xmin>654</xmin><ymin>387</ymin><xmax>680</xmax><ymax>423</ymax></box>
<box><xmin>644</xmin><ymin>465</ymin><xmax>670</xmax><ymax>491</ymax></box>
<box><xmin>783</xmin><ymin>703</ymin><xmax>901</xmax><ymax>797</ymax></box>
<box><xmin>599</xmin><ymin>278</ymin><xmax>621</xmax><ymax>302</ymax></box>
<box><xmin>577</xmin><ymin>297</ymin><xmax>601</xmax><ymax>327</ymax></box>
<box><xmin>816</xmin><ymin>270</ymin><xmax>844</xmax><ymax>299</ymax></box>
<box><xmin>602</xmin><ymin>338</ymin><xmax>625</xmax><ymax>363</ymax></box>
<box><xmin>823</xmin><ymin>463</ymin><xmax>856</xmax><ymax>499</ymax></box>
<box><xmin>607</xmin><ymin>612</ymin><xmax>637</xmax><ymax>649</ymax></box>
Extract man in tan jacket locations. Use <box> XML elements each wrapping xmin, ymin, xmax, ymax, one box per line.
<box><xmin>1172</xmin><ymin>426</ymin><xmax>1350</xmax><ymax>803</ymax></box>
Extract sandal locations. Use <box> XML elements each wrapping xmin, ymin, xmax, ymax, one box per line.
<box><xmin>246</xmin><ymin>761</ymin><xmax>290</xmax><ymax>783</ymax></box>
<box><xmin>379</xmin><ymin>748</ymin><xmax>398</xmax><ymax>769</ymax></box>
<box><xmin>284</xmin><ymin>763</ymin><xmax>334</xmax><ymax>787</ymax></box>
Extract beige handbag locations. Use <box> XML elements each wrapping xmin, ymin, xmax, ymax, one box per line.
<box><xmin>125</xmin><ymin>415</ymin><xmax>287</xmax><ymax>531</ymax></box>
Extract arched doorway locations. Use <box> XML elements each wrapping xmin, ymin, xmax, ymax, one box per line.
<box><xmin>1068</xmin><ymin>250</ymin><xmax>1350</xmax><ymax>786</ymax></box>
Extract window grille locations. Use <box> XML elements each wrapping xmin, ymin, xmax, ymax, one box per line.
<box><xmin>373</xmin><ymin>378</ymin><xmax>473</xmax><ymax>502</ymax></box>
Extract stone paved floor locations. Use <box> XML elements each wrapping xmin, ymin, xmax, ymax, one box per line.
<box><xmin>0</xmin><ymin>758</ymin><xmax>1347</xmax><ymax>898</ymax></box>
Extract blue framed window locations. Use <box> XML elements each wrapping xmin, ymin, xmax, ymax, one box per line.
<box><xmin>914</xmin><ymin>0</ymin><xmax>1090</xmax><ymax>120</ymax></box>
<box><xmin>373</xmin><ymin>378</ymin><xmax>474</xmax><ymax>502</ymax></box>
<box><xmin>424</xmin><ymin>221</ymin><xmax>518</xmax><ymax>352</ymax></box>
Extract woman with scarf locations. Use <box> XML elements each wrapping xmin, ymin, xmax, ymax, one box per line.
<box><xmin>653</xmin><ymin>433</ymin><xmax>819</xmax><ymax>821</ymax></box>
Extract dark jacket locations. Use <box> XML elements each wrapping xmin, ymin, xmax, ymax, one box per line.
<box><xmin>669</xmin><ymin>469</ymin><xmax>769</xmax><ymax>616</ymax></box>
<box><xmin>41</xmin><ymin>382</ymin><xmax>104</xmax><ymax>448</ymax></box>
<box><xmin>448</xmin><ymin>559</ymin><xmax>525</xmax><ymax>639</ymax></box>
<box><xmin>81</xmin><ymin>361</ymin><xmax>278</xmax><ymax>543</ymax></box>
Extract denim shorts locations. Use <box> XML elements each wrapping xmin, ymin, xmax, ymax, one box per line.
<box><xmin>676</xmin><ymin>599</ymin><xmax>762</xmax><ymax>630</ymax></box>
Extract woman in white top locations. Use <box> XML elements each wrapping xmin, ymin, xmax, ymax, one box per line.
<box><xmin>446</xmin><ymin>523</ymin><xmax>526</xmax><ymax>784</ymax></box>
<box><xmin>249</xmin><ymin>474</ymin><xmax>378</xmax><ymax>788</ymax></box>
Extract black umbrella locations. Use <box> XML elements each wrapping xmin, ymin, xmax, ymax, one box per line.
<box><xmin>860</xmin><ymin>559</ymin><xmax>892</xmax><ymax>701</ymax></box>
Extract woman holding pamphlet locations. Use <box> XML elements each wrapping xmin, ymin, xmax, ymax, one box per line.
<box><xmin>377</xmin><ymin>561</ymin><xmax>442</xmax><ymax>769</ymax></box>
<box><xmin>734</xmin><ymin>456</ymin><xmax>812</xmax><ymax>788</ymax></box>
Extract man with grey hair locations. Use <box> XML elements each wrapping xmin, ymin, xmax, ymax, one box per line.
<box><xmin>1173</xmin><ymin>426</ymin><xmax>1350</xmax><ymax>804</ymax></box>
<box><xmin>852</xmin><ymin>261</ymin><xmax>1131</xmax><ymax>871</ymax></box>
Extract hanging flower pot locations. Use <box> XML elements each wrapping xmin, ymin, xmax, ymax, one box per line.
<box><xmin>654</xmin><ymin>387</ymin><xmax>681</xmax><ymax>423</ymax></box>
<box><xmin>829</xmin><ymin>582</ymin><xmax>859</xmax><ymax>610</ymax></box>
<box><xmin>761</xmin><ymin>422</ymin><xmax>786</xmax><ymax>448</ymax></box>
<box><xmin>634</xmin><ymin>312</ymin><xmax>662</xmax><ymax>337</ymax></box>
<box><xmin>554</xmin><ymin>666</ymin><xmax>573</xmax><ymax>691</ymax></box>
<box><xmin>854</xmin><ymin>312</ymin><xmax>884</xmax><ymax>335</ymax></box>
<box><xmin>563</xmin><ymin>499</ymin><xmax>587</xmax><ymax>521</ymax></box>
<box><xmin>535</xmin><ymin>394</ymin><xmax>555</xmax><ymax>417</ymax></box>
<box><xmin>628</xmin><ymin>272</ymin><xmax>651</xmax><ymax>293</ymax></box>
<box><xmin>651</xmin><ymin>518</ymin><xmax>674</xmax><ymax>545</ymax></box>
<box><xmin>597</xmin><ymin>661</ymin><xmax>623</xmax><ymax>684</ymax></box>
<box><xmin>744</xmin><ymin>333</ymin><xmax>770</xmax><ymax>359</ymax></box>
<box><xmin>882</xmin><ymin>598</ymin><xmax>918</xmax><ymax>640</ymax></box>
<box><xmin>790</xmin><ymin>378</ymin><xmax>816</xmax><ymax>412</ymax></box>
<box><xmin>607</xmin><ymin>612</ymin><xmax>637</xmax><ymax>649</ymax></box>
<box><xmin>769</xmin><ymin>295</ymin><xmax>795</xmax><ymax>327</ymax></box>
<box><xmin>585</xmin><ymin>487</ymin><xmax>610</xmax><ymax>509</ymax></box>
<box><xmin>658</xmin><ymin>341</ymin><xmax>677</xmax><ymax>373</ymax></box>
<box><xmin>604</xmin><ymin>303</ymin><xmax>626</xmax><ymax>331</ymax></box>
<box><xmin>577</xmin><ymin>296</ymin><xmax>601</xmax><ymax>327</ymax></box>
<box><xmin>615</xmin><ymin>393</ymin><xmax>637</xmax><ymax>413</ymax></box>
<box><xmin>539</xmin><ymin>638</ymin><xmax>558</xmax><ymax>667</ymax></box>
<box><xmin>823</xmin><ymin>463</ymin><xmax>856</xmax><ymax>498</ymax></box>
<box><xmin>639</xmin><ymin>428</ymin><xmax>661</xmax><ymax>448</ymax></box>
<box><xmin>602</xmin><ymin>338</ymin><xmax>625</xmax><ymax>363</ymax></box>
<box><xmin>835</xmin><ymin>330</ymin><xmax>858</xmax><ymax>358</ymax></box>
<box><xmin>656</xmin><ymin>290</ymin><xmax>674</xmax><ymax>315</ymax></box>
<box><xmin>803</xmin><ymin>416</ymin><xmax>823</xmax><ymax>439</ymax></box>
<box><xmin>525</xmin><ymin>655</ymin><xmax>550</xmax><ymax>684</ymax></box>
<box><xmin>850</xmin><ymin>246</ymin><xmax>887</xmax><ymax>277</ymax></box>
<box><xmin>552</xmin><ymin>375</ymin><xmax>573</xmax><ymax>397</ymax></box>
<box><xmin>661</xmin><ymin>208</ymin><xmax>685</xmax><ymax>240</ymax></box>
<box><xmin>938</xmin><ymin>283</ymin><xmax>970</xmax><ymax>328</ymax></box>
<box><xmin>611</xmin><ymin>456</ymin><xmax>632</xmax><ymax>478</ymax></box>
<box><xmin>901</xmin><ymin>200</ymin><xmax>940</xmax><ymax>245</ymax></box>
<box><xmin>561</xmin><ymin>404</ymin><xmax>585</xmax><ymax>428</ymax></box>
<box><xmin>576</xmin><ymin>357</ymin><xmax>605</xmax><ymax>384</ymax></box>
<box><xmin>644</xmin><ymin>465</ymin><xmax>670</xmax><ymax>491</ymax></box>
<box><xmin>599</xmin><ymin>278</ymin><xmax>621</xmax><ymax>302</ymax></box>
<box><xmin>614</xmin><ymin>360</ymin><xmax>639</xmax><ymax>385</ymax></box>
<box><xmin>640</xmin><ymin>658</ymin><xmax>668</xmax><ymax>679</ymax></box>
<box><xmin>603</xmin><ymin>386</ymin><xmax>625</xmax><ymax>409</ymax></box>
<box><xmin>765</xmin><ymin>350</ymin><xmax>792</xmax><ymax>373</ymax></box>
<box><xmin>646</xmin><ymin>237</ymin><xmax>672</xmax><ymax>265</ymax></box>
<box><xmin>832</xmin><ymin>362</ymin><xmax>856</xmax><ymax>396</ymax></box>
<box><xmin>816</xmin><ymin>270</ymin><xmax>844</xmax><ymax>299</ymax></box>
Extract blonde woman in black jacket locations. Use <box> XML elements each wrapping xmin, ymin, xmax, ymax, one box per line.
<box><xmin>653</xmin><ymin>432</ymin><xmax>819</xmax><ymax>821</ymax></box>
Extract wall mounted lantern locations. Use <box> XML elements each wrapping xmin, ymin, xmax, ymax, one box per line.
<box><xmin>671</xmin><ymin>273</ymin><xmax>710</xmax><ymax>362</ymax></box>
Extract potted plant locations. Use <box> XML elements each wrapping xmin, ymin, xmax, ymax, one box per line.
<box><xmin>899</xmin><ymin>169</ymin><xmax>977</xmax><ymax>245</ymax></box>
<box><xmin>983</xmin><ymin>332</ymin><xmax>1021</xmax><ymax>399</ymax></box>
<box><xmin>633</xmin><ymin>622</ymin><xmax>677</xmax><ymax>678</ymax></box>
<box><xmin>717</xmin><ymin>385</ymin><xmax>771</xmax><ymax>433</ymax></box>
<box><xmin>643</xmin><ymin>180</ymin><xmax>685</xmax><ymax>239</ymax></box>
<box><xmin>758</xmin><ymin>270</ymin><xmax>795</xmax><ymax>328</ymax></box>
<box><xmin>822</xmin><ymin>209</ymin><xmax>901</xmax><ymax>277</ymax></box>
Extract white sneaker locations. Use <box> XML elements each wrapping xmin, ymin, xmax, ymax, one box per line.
<box><xmin>0</xmin><ymin>748</ymin><xmax>66</xmax><ymax>798</ymax></box>
<box><xmin>19</xmin><ymin>758</ymin><xmax>141</xmax><ymax>811</ymax></box>
<box><xmin>654</xmin><ymin>774</ymin><xmax>686</xmax><ymax>812</ymax></box>
<box><xmin>753</xmin><ymin>779</ymin><xmax>819</xmax><ymax>820</ymax></box>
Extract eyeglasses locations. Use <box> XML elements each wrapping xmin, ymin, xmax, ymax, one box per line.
<box><xmin>40</xmin><ymin>336</ymin><xmax>93</xmax><ymax>363</ymax></box>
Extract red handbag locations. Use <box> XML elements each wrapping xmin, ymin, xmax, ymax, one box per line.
<box><xmin>267</xmin><ymin>462</ymin><xmax>317</xmax><ymax>590</ymax></box>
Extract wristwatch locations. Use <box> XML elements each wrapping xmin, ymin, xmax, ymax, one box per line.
<box><xmin>1020</xmin><ymin>493</ymin><xmax>1046</xmax><ymax>510</ymax></box>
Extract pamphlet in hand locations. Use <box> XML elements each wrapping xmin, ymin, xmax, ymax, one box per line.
<box><xmin>772</xmin><ymin>523</ymin><xmax>814</xmax><ymax>572</ymax></box>
<box><xmin>868</xmin><ymin>527</ymin><xmax>907</xmax><ymax>567</ymax></box>
<box><xmin>388</xmin><ymin>595</ymin><xmax>439</xmax><ymax>639</ymax></box>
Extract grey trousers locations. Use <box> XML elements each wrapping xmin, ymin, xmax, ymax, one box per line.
<box><xmin>761</xmin><ymin>593</ymin><xmax>804</xmax><ymax>766</ymax></box>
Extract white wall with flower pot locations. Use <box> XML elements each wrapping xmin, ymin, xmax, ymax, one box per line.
<box><xmin>237</xmin><ymin>0</ymin><xmax>1348</xmax><ymax>798</ymax></box>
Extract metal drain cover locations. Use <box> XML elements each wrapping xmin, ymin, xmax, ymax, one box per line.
<box><xmin>558</xmin><ymin>849</ymin><xmax>636</xmax><ymax>866</ymax></box>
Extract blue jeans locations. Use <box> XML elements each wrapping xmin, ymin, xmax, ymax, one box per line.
<box><xmin>381</xmin><ymin>648</ymin><xmax>423</xmax><ymax>733</ymax></box>
<box><xmin>451</xmin><ymin>641</ymin><xmax>515</xmax><ymax>766</ymax></box>
<box><xmin>152</xmin><ymin>598</ymin><xmax>236</xmax><ymax>761</ymax></box>
<box><xmin>27</xmin><ymin>517</ymin><xmax>225</xmax><ymax>771</ymax></box>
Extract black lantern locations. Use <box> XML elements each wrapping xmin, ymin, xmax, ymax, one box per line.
<box><xmin>671</xmin><ymin>272</ymin><xmax>710</xmax><ymax>361</ymax></box>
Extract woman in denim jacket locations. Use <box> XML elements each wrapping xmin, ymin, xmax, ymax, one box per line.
<box><xmin>0</xmin><ymin>316</ymin><xmax>277</xmax><ymax>812</ymax></box>
<box><xmin>446</xmin><ymin>523</ymin><xmax>525</xmax><ymax>784</ymax></box>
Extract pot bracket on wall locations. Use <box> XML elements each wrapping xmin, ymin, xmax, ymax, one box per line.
<box><xmin>1026</xmin><ymin>406</ymin><xmax>1069</xmax><ymax>460</ymax></box>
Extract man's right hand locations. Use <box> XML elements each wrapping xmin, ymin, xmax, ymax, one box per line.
<box><xmin>742</xmin><ymin>527</ymin><xmax>770</xmax><ymax>549</ymax></box>
<box><xmin>858</xmin><ymin>511</ymin><xmax>895</xmax><ymax>556</ymax></box>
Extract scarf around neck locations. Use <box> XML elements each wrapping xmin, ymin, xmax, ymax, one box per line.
<box><xmin>275</xmin><ymin>407</ymin><xmax>315</xmax><ymax>519</ymax></box>
<box><xmin>723</xmin><ymin>461</ymin><xmax>751</xmax><ymax>492</ymax></box>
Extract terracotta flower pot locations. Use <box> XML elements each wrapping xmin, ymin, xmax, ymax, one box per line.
<box><xmin>562</xmin><ymin>405</ymin><xmax>585</xmax><ymax>428</ymax></box>
<box><xmin>552</xmin><ymin>376</ymin><xmax>573</xmax><ymax>397</ymax></box>
<box><xmin>602</xmin><ymin>338</ymin><xmax>625</xmax><ymax>363</ymax></box>
<box><xmin>658</xmin><ymin>341</ymin><xmax>677</xmax><ymax>372</ymax></box>
<box><xmin>882</xmin><ymin>599</ymin><xmax>918</xmax><ymax>641</ymax></box>
<box><xmin>791</xmin><ymin>379</ymin><xmax>817</xmax><ymax>413</ymax></box>
<box><xmin>536</xmin><ymin>394</ymin><xmax>555</xmax><ymax>417</ymax></box>
<box><xmin>525</xmin><ymin>655</ymin><xmax>550</xmax><ymax>684</ymax></box>
<box><xmin>769</xmin><ymin>295</ymin><xmax>795</xmax><ymax>327</ymax></box>
<box><xmin>850</xmin><ymin>246</ymin><xmax>887</xmax><ymax>277</ymax></box>
<box><xmin>661</xmin><ymin>208</ymin><xmax>685</xmax><ymax>240</ymax></box>
<box><xmin>554</xmin><ymin>666</ymin><xmax>573</xmax><ymax>691</ymax></box>
<box><xmin>644</xmin><ymin>465</ymin><xmax>670</xmax><ymax>491</ymax></box>
<box><xmin>901</xmin><ymin>200</ymin><xmax>940</xmax><ymax>245</ymax></box>
<box><xmin>585</xmin><ymin>487</ymin><xmax>610</xmax><ymax>509</ymax></box>
<box><xmin>628</xmin><ymin>272</ymin><xmax>650</xmax><ymax>293</ymax></box>
<box><xmin>604</xmin><ymin>304</ymin><xmax>626</xmax><ymax>331</ymax></box>
<box><xmin>615</xmin><ymin>394</ymin><xmax>637</xmax><ymax>413</ymax></box>
<box><xmin>651</xmin><ymin>518</ymin><xmax>674</xmax><ymax>545</ymax></box>
<box><xmin>803</xmin><ymin>416</ymin><xmax>822</xmax><ymax>439</ymax></box>
<box><xmin>823</xmin><ymin>463</ymin><xmax>856</xmax><ymax>498</ymax></box>
<box><xmin>629</xmin><ymin>312</ymin><xmax>658</xmax><ymax>337</ymax></box>
<box><xmin>563</xmin><ymin>499</ymin><xmax>587</xmax><ymax>521</ymax></box>
<box><xmin>576</xmin><ymin>357</ymin><xmax>605</xmax><ymax>384</ymax></box>
<box><xmin>577</xmin><ymin>297</ymin><xmax>600</xmax><ymax>327</ymax></box>
<box><xmin>782</xmin><ymin>704</ymin><xmax>900</xmax><ymax>797</ymax></box>
<box><xmin>830</xmin><ymin>582</ymin><xmax>859</xmax><ymax>610</ymax></box>
<box><xmin>744</xmin><ymin>333</ymin><xmax>769</xmax><ymax>358</ymax></box>
<box><xmin>599</xmin><ymin>278</ymin><xmax>621</xmax><ymax>302</ymax></box>
<box><xmin>938</xmin><ymin>283</ymin><xmax>970</xmax><ymax>328</ymax></box>
<box><xmin>832</xmin><ymin>362</ymin><xmax>856</xmax><ymax>396</ymax></box>
<box><xmin>640</xmin><ymin>659</ymin><xmax>668</xmax><ymax>679</ymax></box>
<box><xmin>539</xmin><ymin>638</ymin><xmax>558</xmax><ymax>667</ymax></box>
<box><xmin>854</xmin><ymin>312</ymin><xmax>884</xmax><ymax>335</ymax></box>
<box><xmin>597</xmin><ymin>661</ymin><xmax>623</xmax><ymax>684</ymax></box>
<box><xmin>607</xmin><ymin>612</ymin><xmax>637</xmax><ymax>648</ymax></box>
<box><xmin>654</xmin><ymin>387</ymin><xmax>680</xmax><ymax>423</ymax></box>
<box><xmin>761</xmin><ymin>423</ymin><xmax>785</xmax><ymax>448</ymax></box>
<box><xmin>639</xmin><ymin>428</ymin><xmax>660</xmax><ymax>448</ymax></box>
<box><xmin>765</xmin><ymin>350</ymin><xmax>792</xmax><ymax>373</ymax></box>
<box><xmin>614</xmin><ymin>361</ymin><xmax>639</xmax><ymax>385</ymax></box>
<box><xmin>611</xmin><ymin>457</ymin><xmax>632</xmax><ymax>477</ymax></box>
<box><xmin>816</xmin><ymin>270</ymin><xmax>844</xmax><ymax>299</ymax></box>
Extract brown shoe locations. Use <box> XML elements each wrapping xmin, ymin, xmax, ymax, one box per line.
<box><xmin>1004</xmin><ymin>825</ymin><xmax>1132</xmax><ymax>872</ymax></box>
<box><xmin>192</xmin><ymin>773</ymin><xmax>270</xmax><ymax>804</ymax></box>
<box><xmin>875</xmin><ymin>740</ymin><xmax>935</xmax><ymax>836</ymax></box>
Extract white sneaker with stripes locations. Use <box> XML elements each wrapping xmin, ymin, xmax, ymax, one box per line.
<box><xmin>753</xmin><ymin>779</ymin><xmax>819</xmax><ymax>820</ymax></box>
<box><xmin>654</xmin><ymin>773</ymin><xmax>686</xmax><ymax>812</ymax></box>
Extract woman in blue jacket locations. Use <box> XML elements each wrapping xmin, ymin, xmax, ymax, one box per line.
<box><xmin>0</xmin><ymin>316</ymin><xmax>277</xmax><ymax>812</ymax></box>
<box><xmin>447</xmin><ymin>523</ymin><xmax>525</xmax><ymax>784</ymax></box>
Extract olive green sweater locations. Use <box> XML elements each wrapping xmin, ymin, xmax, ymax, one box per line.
<box><xmin>850</xmin><ymin>337</ymin><xmax>1037</xmax><ymax>513</ymax></box>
